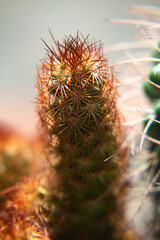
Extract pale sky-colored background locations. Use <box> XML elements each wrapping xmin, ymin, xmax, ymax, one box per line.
<box><xmin>0</xmin><ymin>0</ymin><xmax>159</xmax><ymax>137</ymax></box>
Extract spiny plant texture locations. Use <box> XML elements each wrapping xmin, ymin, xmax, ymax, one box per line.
<box><xmin>36</xmin><ymin>33</ymin><xmax>128</xmax><ymax>240</ymax></box>
<box><xmin>108</xmin><ymin>6</ymin><xmax>160</xmax><ymax>238</ymax></box>
<box><xmin>0</xmin><ymin>125</ymin><xmax>34</xmax><ymax>193</ymax></box>
<box><xmin>142</xmin><ymin>42</ymin><xmax>160</xmax><ymax>238</ymax></box>
<box><xmin>0</xmin><ymin>175</ymin><xmax>51</xmax><ymax>240</ymax></box>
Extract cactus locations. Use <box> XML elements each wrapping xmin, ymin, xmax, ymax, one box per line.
<box><xmin>0</xmin><ymin>125</ymin><xmax>31</xmax><ymax>193</ymax></box>
<box><xmin>0</xmin><ymin>125</ymin><xmax>54</xmax><ymax>239</ymax></box>
<box><xmin>106</xmin><ymin>6</ymin><xmax>160</xmax><ymax>239</ymax></box>
<box><xmin>143</xmin><ymin>59</ymin><xmax>160</xmax><ymax>159</ymax></box>
<box><xmin>143</xmin><ymin>41</ymin><xmax>160</xmax><ymax>161</ymax></box>
<box><xmin>142</xmin><ymin>42</ymin><xmax>160</xmax><ymax>238</ymax></box>
<box><xmin>113</xmin><ymin>8</ymin><xmax>160</xmax><ymax>238</ymax></box>
<box><xmin>0</xmin><ymin>175</ymin><xmax>51</xmax><ymax>240</ymax></box>
<box><xmin>0</xmin><ymin>4</ymin><xmax>159</xmax><ymax>240</ymax></box>
<box><xmin>36</xmin><ymin>33</ymin><xmax>128</xmax><ymax>240</ymax></box>
<box><xmin>143</xmin><ymin>63</ymin><xmax>160</xmax><ymax>101</ymax></box>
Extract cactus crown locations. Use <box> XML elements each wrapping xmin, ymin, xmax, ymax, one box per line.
<box><xmin>37</xmin><ymin>33</ymin><xmax>121</xmax><ymax>158</ymax></box>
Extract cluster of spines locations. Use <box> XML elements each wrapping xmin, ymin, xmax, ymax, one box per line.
<box><xmin>37</xmin><ymin>33</ymin><xmax>127</xmax><ymax>240</ymax></box>
<box><xmin>0</xmin><ymin>176</ymin><xmax>51</xmax><ymax>240</ymax></box>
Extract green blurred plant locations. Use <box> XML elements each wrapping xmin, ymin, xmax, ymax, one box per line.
<box><xmin>142</xmin><ymin>42</ymin><xmax>160</xmax><ymax>238</ymax></box>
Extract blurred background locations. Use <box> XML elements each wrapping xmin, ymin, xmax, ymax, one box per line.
<box><xmin>0</xmin><ymin>0</ymin><xmax>159</xmax><ymax>138</ymax></box>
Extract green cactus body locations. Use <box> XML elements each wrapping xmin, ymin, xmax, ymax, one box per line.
<box><xmin>143</xmin><ymin>63</ymin><xmax>160</xmax><ymax>100</ymax></box>
<box><xmin>143</xmin><ymin>45</ymin><xmax>160</xmax><ymax>152</ymax></box>
<box><xmin>37</xmin><ymin>33</ymin><xmax>126</xmax><ymax>240</ymax></box>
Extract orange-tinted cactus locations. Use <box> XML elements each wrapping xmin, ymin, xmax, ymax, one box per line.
<box><xmin>0</xmin><ymin>175</ymin><xmax>51</xmax><ymax>240</ymax></box>
<box><xmin>36</xmin><ymin>33</ymin><xmax>127</xmax><ymax>240</ymax></box>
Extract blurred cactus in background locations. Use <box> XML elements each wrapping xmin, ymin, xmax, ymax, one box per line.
<box><xmin>0</xmin><ymin>124</ymin><xmax>43</xmax><ymax>194</ymax></box>
<box><xmin>0</xmin><ymin>124</ymin><xmax>53</xmax><ymax>239</ymax></box>
<box><xmin>142</xmin><ymin>43</ymin><xmax>160</xmax><ymax>239</ymax></box>
<box><xmin>131</xmin><ymin>7</ymin><xmax>160</xmax><ymax>240</ymax></box>
<box><xmin>0</xmin><ymin>175</ymin><xmax>51</xmax><ymax>240</ymax></box>
<box><xmin>107</xmin><ymin>5</ymin><xmax>160</xmax><ymax>240</ymax></box>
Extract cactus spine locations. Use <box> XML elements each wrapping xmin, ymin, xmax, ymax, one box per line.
<box><xmin>37</xmin><ymin>33</ymin><xmax>127</xmax><ymax>239</ymax></box>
